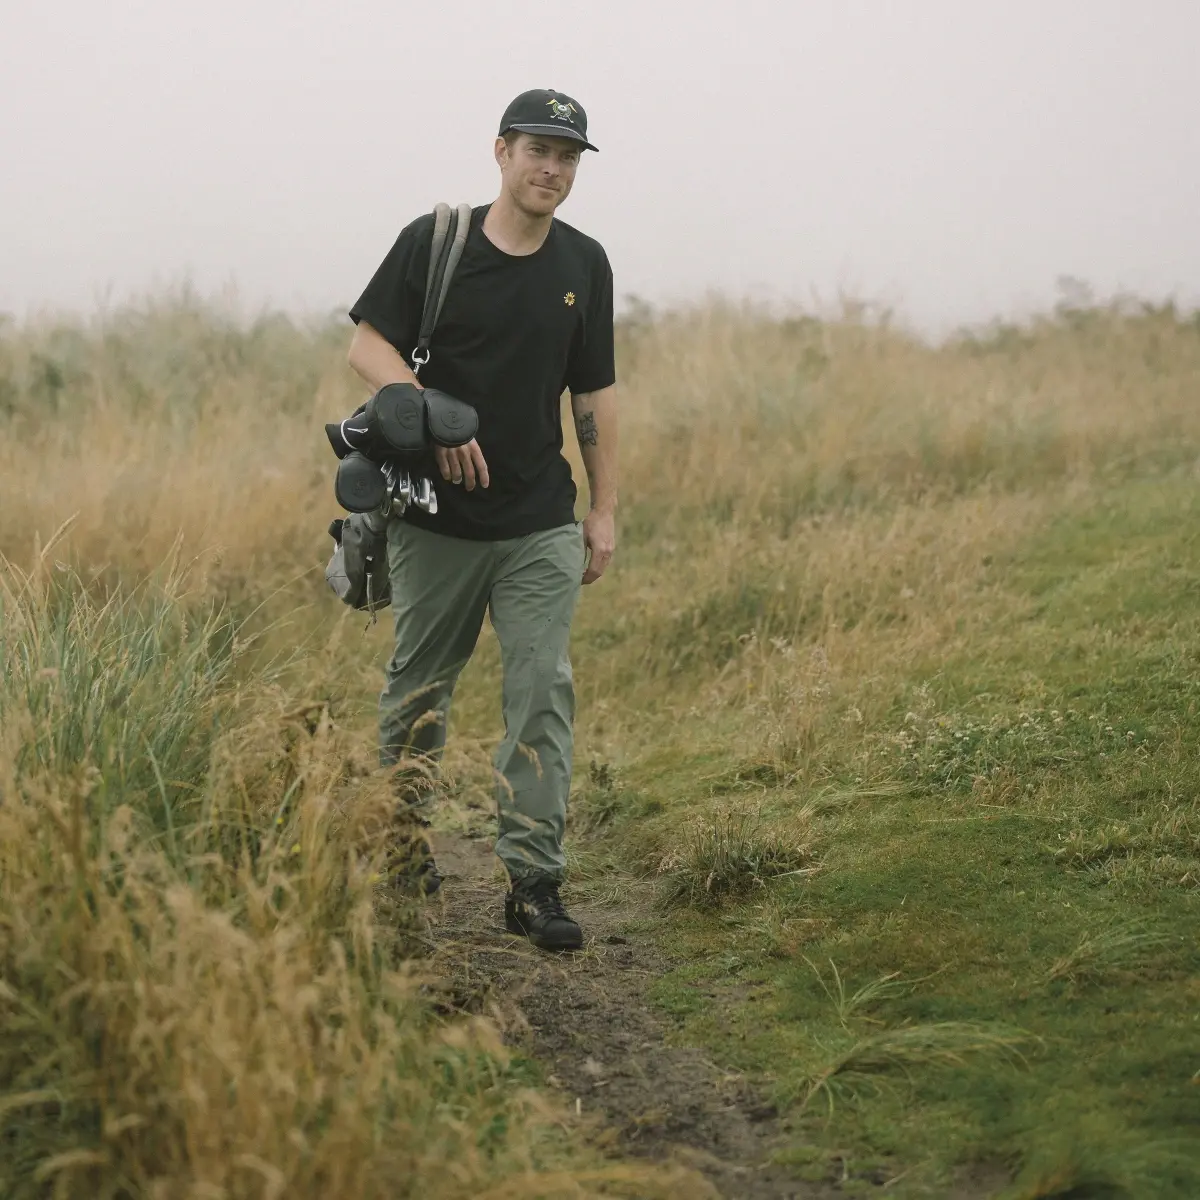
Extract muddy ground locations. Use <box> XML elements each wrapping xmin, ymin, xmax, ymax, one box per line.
<box><xmin>422</xmin><ymin>832</ymin><xmax>835</xmax><ymax>1199</ymax></box>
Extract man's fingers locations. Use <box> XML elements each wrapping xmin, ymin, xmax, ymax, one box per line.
<box><xmin>581</xmin><ymin>512</ymin><xmax>616</xmax><ymax>585</ymax></box>
<box><xmin>582</xmin><ymin>546</ymin><xmax>612</xmax><ymax>584</ymax></box>
<box><xmin>431</xmin><ymin>442</ymin><xmax>487</xmax><ymax>490</ymax></box>
<box><xmin>459</xmin><ymin>445</ymin><xmax>477</xmax><ymax>490</ymax></box>
<box><xmin>470</xmin><ymin>441</ymin><xmax>490</xmax><ymax>489</ymax></box>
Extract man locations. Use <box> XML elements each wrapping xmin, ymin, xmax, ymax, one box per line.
<box><xmin>346</xmin><ymin>89</ymin><xmax>618</xmax><ymax>952</ymax></box>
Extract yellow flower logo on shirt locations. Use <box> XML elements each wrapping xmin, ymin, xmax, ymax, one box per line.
<box><xmin>564</xmin><ymin>292</ymin><xmax>576</xmax><ymax>306</ymax></box>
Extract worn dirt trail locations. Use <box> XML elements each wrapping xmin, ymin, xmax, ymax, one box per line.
<box><xmin>422</xmin><ymin>832</ymin><xmax>830</xmax><ymax>1199</ymax></box>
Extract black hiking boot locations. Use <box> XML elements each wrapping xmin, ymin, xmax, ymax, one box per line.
<box><xmin>504</xmin><ymin>876</ymin><xmax>583</xmax><ymax>951</ymax></box>
<box><xmin>385</xmin><ymin>816</ymin><xmax>443</xmax><ymax>898</ymax></box>
<box><xmin>383</xmin><ymin>764</ymin><xmax>443</xmax><ymax>898</ymax></box>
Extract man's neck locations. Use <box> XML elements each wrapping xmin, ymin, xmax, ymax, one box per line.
<box><xmin>483</xmin><ymin>192</ymin><xmax>553</xmax><ymax>256</ymax></box>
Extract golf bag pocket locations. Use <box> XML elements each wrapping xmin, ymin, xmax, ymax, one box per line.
<box><xmin>325</xmin><ymin>513</ymin><xmax>390</xmax><ymax>612</ymax></box>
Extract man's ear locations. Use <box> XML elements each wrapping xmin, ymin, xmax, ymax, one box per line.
<box><xmin>494</xmin><ymin>136</ymin><xmax>508</xmax><ymax>169</ymax></box>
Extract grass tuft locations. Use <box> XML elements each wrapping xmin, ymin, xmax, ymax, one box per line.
<box><xmin>1044</xmin><ymin>921</ymin><xmax>1177</xmax><ymax>986</ymax></box>
<box><xmin>802</xmin><ymin>958</ymin><xmax>909</xmax><ymax>1029</ymax></box>
<box><xmin>796</xmin><ymin>1021</ymin><xmax>1034</xmax><ymax>1118</ymax></box>
<box><xmin>656</xmin><ymin>808</ymin><xmax>817</xmax><ymax>910</ymax></box>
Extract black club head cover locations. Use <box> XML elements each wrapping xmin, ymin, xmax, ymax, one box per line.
<box><xmin>325</xmin><ymin>405</ymin><xmax>373</xmax><ymax>460</ymax></box>
<box><xmin>334</xmin><ymin>451</ymin><xmax>388</xmax><ymax>513</ymax></box>
<box><xmin>367</xmin><ymin>383</ymin><xmax>428</xmax><ymax>457</ymax></box>
<box><xmin>325</xmin><ymin>423</ymin><xmax>351</xmax><ymax>459</ymax></box>
<box><xmin>422</xmin><ymin>388</ymin><xmax>479</xmax><ymax>448</ymax></box>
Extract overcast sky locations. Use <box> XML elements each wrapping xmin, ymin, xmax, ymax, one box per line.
<box><xmin>2</xmin><ymin>0</ymin><xmax>1197</xmax><ymax>333</ymax></box>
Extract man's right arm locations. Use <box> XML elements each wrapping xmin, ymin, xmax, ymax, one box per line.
<box><xmin>347</xmin><ymin>321</ymin><xmax>423</xmax><ymax>393</ymax></box>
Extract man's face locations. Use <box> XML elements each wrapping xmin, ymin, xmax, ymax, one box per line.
<box><xmin>496</xmin><ymin>133</ymin><xmax>581</xmax><ymax>216</ymax></box>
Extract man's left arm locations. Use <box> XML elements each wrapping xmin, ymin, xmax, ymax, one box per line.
<box><xmin>571</xmin><ymin>384</ymin><xmax>618</xmax><ymax>584</ymax></box>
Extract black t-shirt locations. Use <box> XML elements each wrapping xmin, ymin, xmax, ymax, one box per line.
<box><xmin>348</xmin><ymin>204</ymin><xmax>615</xmax><ymax>541</ymax></box>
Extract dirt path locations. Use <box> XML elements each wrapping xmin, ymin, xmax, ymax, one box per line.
<box><xmin>423</xmin><ymin>832</ymin><xmax>831</xmax><ymax>1199</ymax></box>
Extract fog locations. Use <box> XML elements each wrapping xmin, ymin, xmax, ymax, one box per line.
<box><xmin>3</xmin><ymin>0</ymin><xmax>1197</xmax><ymax>333</ymax></box>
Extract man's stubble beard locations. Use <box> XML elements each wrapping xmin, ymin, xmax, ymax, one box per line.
<box><xmin>517</xmin><ymin>185</ymin><xmax>566</xmax><ymax>220</ymax></box>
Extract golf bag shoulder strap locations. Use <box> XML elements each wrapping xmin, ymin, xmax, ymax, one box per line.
<box><xmin>414</xmin><ymin>202</ymin><xmax>472</xmax><ymax>370</ymax></box>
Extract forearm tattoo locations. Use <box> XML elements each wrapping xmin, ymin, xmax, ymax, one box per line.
<box><xmin>575</xmin><ymin>410</ymin><xmax>598</xmax><ymax>447</ymax></box>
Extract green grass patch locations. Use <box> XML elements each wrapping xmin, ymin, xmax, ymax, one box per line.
<box><xmin>607</xmin><ymin>480</ymin><xmax>1200</xmax><ymax>1197</ymax></box>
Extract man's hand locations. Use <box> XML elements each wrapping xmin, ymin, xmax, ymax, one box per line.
<box><xmin>582</xmin><ymin>508</ymin><xmax>615</xmax><ymax>584</ymax></box>
<box><xmin>434</xmin><ymin>440</ymin><xmax>490</xmax><ymax>491</ymax></box>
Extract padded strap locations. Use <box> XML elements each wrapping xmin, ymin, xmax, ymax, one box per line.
<box><xmin>432</xmin><ymin>203</ymin><xmax>473</xmax><ymax>330</ymax></box>
<box><xmin>417</xmin><ymin>204</ymin><xmax>459</xmax><ymax>360</ymax></box>
<box><xmin>422</xmin><ymin>203</ymin><xmax>453</xmax><ymax>322</ymax></box>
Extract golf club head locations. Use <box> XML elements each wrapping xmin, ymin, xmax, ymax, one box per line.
<box><xmin>415</xmin><ymin>477</ymin><xmax>437</xmax><ymax>514</ymax></box>
<box><xmin>396</xmin><ymin>471</ymin><xmax>413</xmax><ymax>505</ymax></box>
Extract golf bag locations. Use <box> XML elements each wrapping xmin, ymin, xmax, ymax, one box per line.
<box><xmin>325</xmin><ymin>203</ymin><xmax>475</xmax><ymax>613</ymax></box>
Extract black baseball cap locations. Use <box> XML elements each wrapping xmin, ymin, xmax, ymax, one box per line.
<box><xmin>498</xmin><ymin>88</ymin><xmax>598</xmax><ymax>152</ymax></box>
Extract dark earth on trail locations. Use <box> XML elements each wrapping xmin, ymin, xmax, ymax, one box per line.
<box><xmin>421</xmin><ymin>834</ymin><xmax>1010</xmax><ymax>1199</ymax></box>
<box><xmin>427</xmin><ymin>833</ymin><xmax>820</xmax><ymax>1198</ymax></box>
<box><xmin>410</xmin><ymin>835</ymin><xmax>993</xmax><ymax>1200</ymax></box>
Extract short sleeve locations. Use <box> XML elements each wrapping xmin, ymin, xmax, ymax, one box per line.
<box><xmin>348</xmin><ymin>215</ymin><xmax>432</xmax><ymax>360</ymax></box>
<box><xmin>566</xmin><ymin>248</ymin><xmax>615</xmax><ymax>395</ymax></box>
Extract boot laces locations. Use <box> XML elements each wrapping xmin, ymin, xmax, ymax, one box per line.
<box><xmin>523</xmin><ymin>879</ymin><xmax>568</xmax><ymax>920</ymax></box>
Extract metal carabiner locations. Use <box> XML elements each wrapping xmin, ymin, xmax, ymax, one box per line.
<box><xmin>410</xmin><ymin>347</ymin><xmax>430</xmax><ymax>378</ymax></box>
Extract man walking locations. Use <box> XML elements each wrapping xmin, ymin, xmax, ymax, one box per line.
<box><xmin>346</xmin><ymin>89</ymin><xmax>617</xmax><ymax>951</ymax></box>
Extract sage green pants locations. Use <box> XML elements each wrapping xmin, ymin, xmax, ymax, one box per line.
<box><xmin>379</xmin><ymin>518</ymin><xmax>585</xmax><ymax>882</ymax></box>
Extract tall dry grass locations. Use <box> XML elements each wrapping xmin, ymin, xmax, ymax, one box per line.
<box><xmin>2</xmin><ymin>289</ymin><xmax>1199</xmax><ymax>1194</ymax></box>
<box><xmin>4</xmin><ymin>292</ymin><xmax>1198</xmax><ymax>583</ymax></box>
<box><xmin>0</xmin><ymin>551</ymin><xmax>703</xmax><ymax>1197</ymax></box>
<box><xmin>615</xmin><ymin>297</ymin><xmax>1200</xmax><ymax>532</ymax></box>
<box><xmin>0</xmin><ymin>533</ymin><xmax>702</xmax><ymax>1188</ymax></box>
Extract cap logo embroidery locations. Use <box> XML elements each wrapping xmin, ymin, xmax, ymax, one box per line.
<box><xmin>564</xmin><ymin>292</ymin><xmax>576</xmax><ymax>306</ymax></box>
<box><xmin>546</xmin><ymin>98</ymin><xmax>577</xmax><ymax>123</ymax></box>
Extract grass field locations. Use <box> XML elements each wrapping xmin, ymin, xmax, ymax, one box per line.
<box><xmin>1</xmin><ymin>292</ymin><xmax>1197</xmax><ymax>1197</ymax></box>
